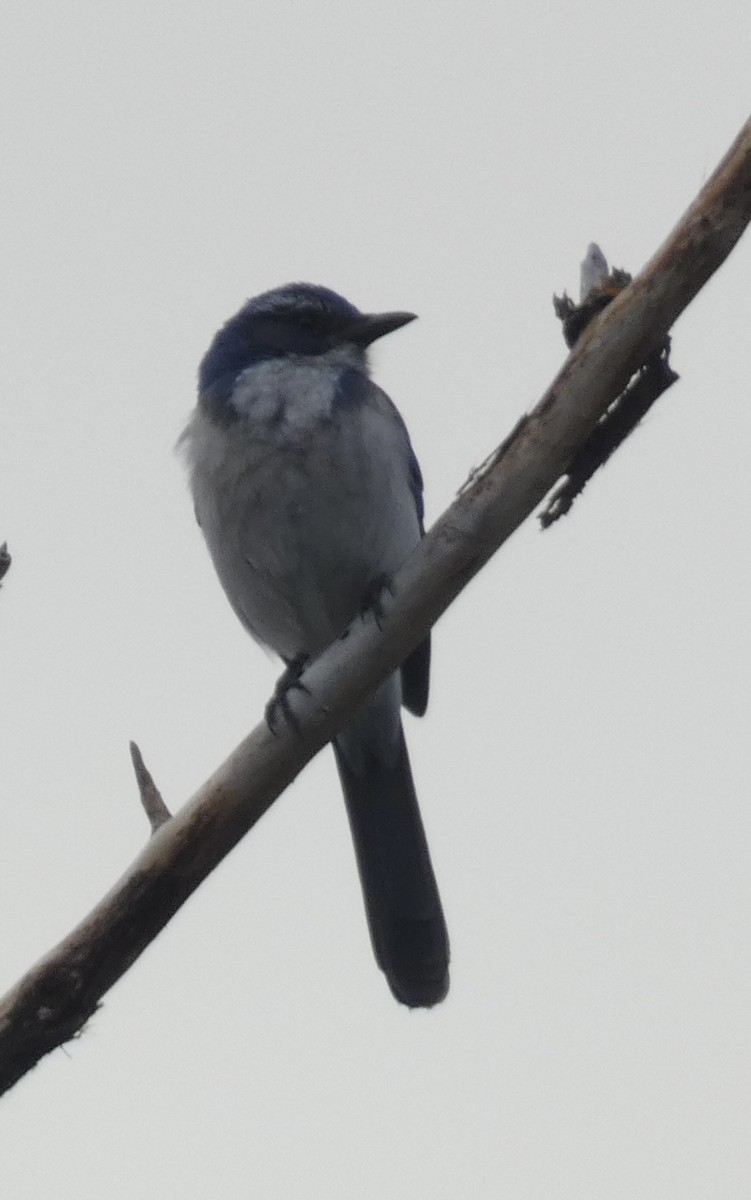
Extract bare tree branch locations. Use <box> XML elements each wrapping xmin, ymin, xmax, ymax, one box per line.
<box><xmin>1</xmin><ymin>117</ymin><xmax>750</xmax><ymax>1097</ymax></box>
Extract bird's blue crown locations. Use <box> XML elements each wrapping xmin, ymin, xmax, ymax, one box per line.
<box><xmin>198</xmin><ymin>283</ymin><xmax>361</xmax><ymax>397</ymax></box>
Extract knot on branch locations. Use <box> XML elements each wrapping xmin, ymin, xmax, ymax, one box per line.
<box><xmin>542</xmin><ymin>245</ymin><xmax>679</xmax><ymax>527</ymax></box>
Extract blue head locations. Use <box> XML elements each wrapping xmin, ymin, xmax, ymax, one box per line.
<box><xmin>199</xmin><ymin>283</ymin><xmax>416</xmax><ymax>403</ymax></box>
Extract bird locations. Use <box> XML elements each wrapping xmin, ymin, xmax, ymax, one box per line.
<box><xmin>180</xmin><ymin>282</ymin><xmax>449</xmax><ymax>1007</ymax></box>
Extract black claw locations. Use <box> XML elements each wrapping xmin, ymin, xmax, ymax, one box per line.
<box><xmin>266</xmin><ymin>655</ymin><xmax>310</xmax><ymax>734</ymax></box>
<box><xmin>360</xmin><ymin>573</ymin><xmax>394</xmax><ymax>630</ymax></box>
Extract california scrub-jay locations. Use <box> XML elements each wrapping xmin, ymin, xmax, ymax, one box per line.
<box><xmin>181</xmin><ymin>283</ymin><xmax>449</xmax><ymax>1007</ymax></box>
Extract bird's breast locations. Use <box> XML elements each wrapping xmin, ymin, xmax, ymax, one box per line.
<box><xmin>182</xmin><ymin>360</ymin><xmax>421</xmax><ymax>657</ymax></box>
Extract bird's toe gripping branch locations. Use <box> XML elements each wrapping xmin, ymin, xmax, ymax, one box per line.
<box><xmin>265</xmin><ymin>655</ymin><xmax>311</xmax><ymax>734</ymax></box>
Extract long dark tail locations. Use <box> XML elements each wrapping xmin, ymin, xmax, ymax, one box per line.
<box><xmin>333</xmin><ymin>724</ymin><xmax>449</xmax><ymax>1008</ymax></box>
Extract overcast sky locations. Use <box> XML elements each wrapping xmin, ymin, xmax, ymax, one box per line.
<box><xmin>2</xmin><ymin>3</ymin><xmax>750</xmax><ymax>1197</ymax></box>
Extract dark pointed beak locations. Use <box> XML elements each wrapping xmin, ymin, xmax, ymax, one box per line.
<box><xmin>343</xmin><ymin>310</ymin><xmax>417</xmax><ymax>347</ymax></box>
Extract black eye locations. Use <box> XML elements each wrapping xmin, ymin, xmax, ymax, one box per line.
<box><xmin>294</xmin><ymin>308</ymin><xmax>327</xmax><ymax>331</ymax></box>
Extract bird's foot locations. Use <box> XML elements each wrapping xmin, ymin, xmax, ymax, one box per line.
<box><xmin>265</xmin><ymin>654</ymin><xmax>310</xmax><ymax>734</ymax></box>
<box><xmin>359</xmin><ymin>573</ymin><xmax>394</xmax><ymax>630</ymax></box>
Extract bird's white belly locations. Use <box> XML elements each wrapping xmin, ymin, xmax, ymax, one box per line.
<box><xmin>185</xmin><ymin>392</ymin><xmax>420</xmax><ymax>660</ymax></box>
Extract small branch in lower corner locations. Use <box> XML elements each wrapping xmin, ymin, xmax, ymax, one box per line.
<box><xmin>129</xmin><ymin>741</ymin><xmax>172</xmax><ymax>833</ymax></box>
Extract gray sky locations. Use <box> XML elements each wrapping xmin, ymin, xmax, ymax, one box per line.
<box><xmin>2</xmin><ymin>3</ymin><xmax>750</xmax><ymax>1196</ymax></box>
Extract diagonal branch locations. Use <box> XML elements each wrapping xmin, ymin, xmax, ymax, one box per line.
<box><xmin>1</xmin><ymin>117</ymin><xmax>750</xmax><ymax>1096</ymax></box>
